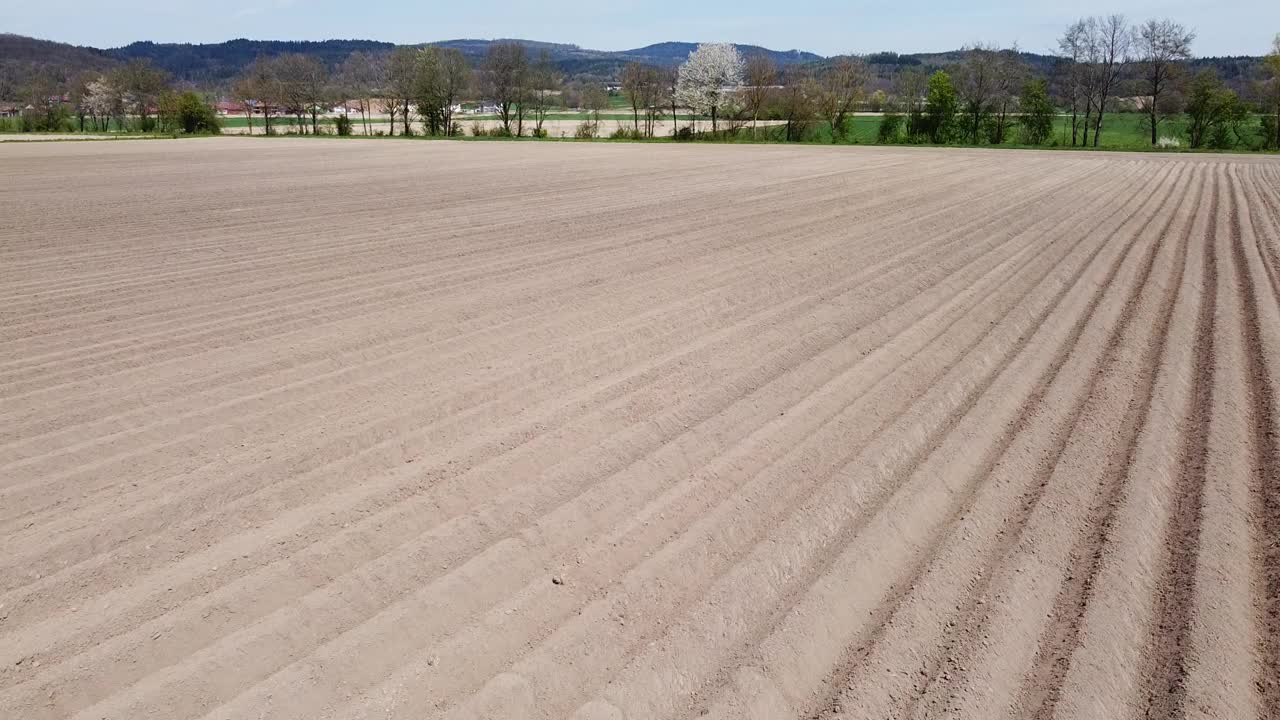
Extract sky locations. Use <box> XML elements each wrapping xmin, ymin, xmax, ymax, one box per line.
<box><xmin>4</xmin><ymin>1</ymin><xmax>1277</xmax><ymax>57</ymax></box>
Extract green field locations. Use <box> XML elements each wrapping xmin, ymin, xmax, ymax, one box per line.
<box><xmin>797</xmin><ymin>114</ymin><xmax>1192</xmax><ymax>150</ymax></box>
<box><xmin>8</xmin><ymin>110</ymin><xmax>1273</xmax><ymax>153</ymax></box>
<box><xmin>731</xmin><ymin>113</ymin><xmax>1252</xmax><ymax>152</ymax></box>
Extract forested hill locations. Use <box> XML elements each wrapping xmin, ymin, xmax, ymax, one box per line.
<box><xmin>0</xmin><ymin>34</ymin><xmax>115</xmax><ymax>98</ymax></box>
<box><xmin>0</xmin><ymin>32</ymin><xmax>1267</xmax><ymax>96</ymax></box>
<box><xmin>108</xmin><ymin>39</ymin><xmax>396</xmax><ymax>84</ymax></box>
<box><xmin>856</xmin><ymin>50</ymin><xmax>1060</xmax><ymax>76</ymax></box>
<box><xmin>610</xmin><ymin>42</ymin><xmax>822</xmax><ymax>66</ymax></box>
<box><xmin>1</xmin><ymin>35</ymin><xmax>824</xmax><ymax>87</ymax></box>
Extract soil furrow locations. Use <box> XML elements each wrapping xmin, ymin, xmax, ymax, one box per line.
<box><xmin>1226</xmin><ymin>166</ymin><xmax>1280</xmax><ymax>719</ymax></box>
<box><xmin>1174</xmin><ymin>166</ymin><xmax>1262</xmax><ymax>720</ymax></box>
<box><xmin>1018</xmin><ymin>163</ymin><xmax>1205</xmax><ymax>720</ymax></box>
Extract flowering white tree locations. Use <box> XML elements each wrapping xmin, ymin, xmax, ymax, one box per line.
<box><xmin>675</xmin><ymin>42</ymin><xmax>744</xmax><ymax>133</ymax></box>
<box><xmin>84</xmin><ymin>77</ymin><xmax>123</xmax><ymax>131</ymax></box>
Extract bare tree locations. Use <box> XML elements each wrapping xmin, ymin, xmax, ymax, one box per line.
<box><xmin>1056</xmin><ymin>17</ymin><xmax>1132</xmax><ymax>147</ymax></box>
<box><xmin>1080</xmin><ymin>23</ymin><xmax>1102</xmax><ymax>145</ymax></box>
<box><xmin>23</xmin><ymin>68</ymin><xmax>65</xmax><ymax>131</ymax></box>
<box><xmin>437</xmin><ymin>48</ymin><xmax>470</xmax><ymax>137</ymax></box>
<box><xmin>644</xmin><ymin>64</ymin><xmax>667</xmax><ymax>137</ymax></box>
<box><xmin>1058</xmin><ymin>20</ymin><xmax>1090</xmax><ymax>145</ymax></box>
<box><xmin>1088</xmin><ymin>15</ymin><xmax>1132</xmax><ymax>146</ymax></box>
<box><xmin>665</xmin><ymin>66</ymin><xmax>680</xmax><ymax>137</ymax></box>
<box><xmin>274</xmin><ymin>56</ymin><xmax>306</xmax><ymax>132</ymax></box>
<box><xmin>953</xmin><ymin>44</ymin><xmax>1030</xmax><ymax>145</ymax></box>
<box><xmin>526</xmin><ymin>50</ymin><xmax>559</xmax><ymax>136</ymax></box>
<box><xmin>341</xmin><ymin>51</ymin><xmax>382</xmax><ymax>135</ymax></box>
<box><xmin>66</xmin><ymin>71</ymin><xmax>98</xmax><ymax>132</ymax></box>
<box><xmin>815</xmin><ymin>56</ymin><xmax>866</xmax><ymax>142</ymax></box>
<box><xmin>776</xmin><ymin>65</ymin><xmax>818</xmax><ymax>142</ymax></box>
<box><xmin>557</xmin><ymin>80</ymin><xmax>584</xmax><ymax>110</ymax></box>
<box><xmin>582</xmin><ymin>83</ymin><xmax>608</xmax><ymax>125</ymax></box>
<box><xmin>640</xmin><ymin>66</ymin><xmax>666</xmax><ymax>137</ymax></box>
<box><xmin>1136</xmin><ymin>18</ymin><xmax>1195</xmax><ymax>145</ymax></box>
<box><xmin>386</xmin><ymin>47</ymin><xmax>418</xmax><ymax>135</ymax></box>
<box><xmin>300</xmin><ymin>57</ymin><xmax>329</xmax><ymax>134</ymax></box>
<box><xmin>230</xmin><ymin>75</ymin><xmax>256</xmax><ymax>134</ymax></box>
<box><xmin>570</xmin><ymin>83</ymin><xmax>608</xmax><ymax>138</ymax></box>
<box><xmin>743</xmin><ymin>54</ymin><xmax>776</xmax><ymax>138</ymax></box>
<box><xmin>380</xmin><ymin>95</ymin><xmax>400</xmax><ymax>136</ymax></box>
<box><xmin>109</xmin><ymin>60</ymin><xmax>168</xmax><ymax>131</ymax></box>
<box><xmin>268</xmin><ymin>54</ymin><xmax>327</xmax><ymax>134</ymax></box>
<box><xmin>481</xmin><ymin>42</ymin><xmax>528</xmax><ymax>134</ymax></box>
<box><xmin>617</xmin><ymin>64</ymin><xmax>665</xmax><ymax>138</ymax></box>
<box><xmin>988</xmin><ymin>48</ymin><xmax>1027</xmax><ymax>145</ymax></box>
<box><xmin>955</xmin><ymin>45</ymin><xmax>998</xmax><ymax>144</ymax></box>
<box><xmin>621</xmin><ymin>62</ymin><xmax>658</xmax><ymax>135</ymax></box>
<box><xmin>896</xmin><ymin>67</ymin><xmax>929</xmax><ymax>140</ymax></box>
<box><xmin>515</xmin><ymin>80</ymin><xmax>530</xmax><ymax>136</ymax></box>
<box><xmin>234</xmin><ymin>57</ymin><xmax>279</xmax><ymax>134</ymax></box>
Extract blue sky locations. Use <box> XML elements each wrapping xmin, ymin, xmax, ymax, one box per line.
<box><xmin>4</xmin><ymin>1</ymin><xmax>1277</xmax><ymax>56</ymax></box>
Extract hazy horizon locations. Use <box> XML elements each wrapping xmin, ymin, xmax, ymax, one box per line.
<box><xmin>5</xmin><ymin>1</ymin><xmax>1278</xmax><ymax>57</ymax></box>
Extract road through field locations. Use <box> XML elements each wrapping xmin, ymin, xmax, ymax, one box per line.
<box><xmin>1</xmin><ymin>138</ymin><xmax>1278</xmax><ymax>720</ymax></box>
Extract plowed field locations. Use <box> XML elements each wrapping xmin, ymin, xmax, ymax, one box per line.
<box><xmin>2</xmin><ymin>138</ymin><xmax>1279</xmax><ymax>720</ymax></box>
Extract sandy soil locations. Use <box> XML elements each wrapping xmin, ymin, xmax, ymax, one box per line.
<box><xmin>221</xmin><ymin>117</ymin><xmax>785</xmax><ymax>137</ymax></box>
<box><xmin>2</xmin><ymin>138</ymin><xmax>1279</xmax><ymax>720</ymax></box>
<box><xmin>0</xmin><ymin>134</ymin><xmax>153</xmax><ymax>142</ymax></box>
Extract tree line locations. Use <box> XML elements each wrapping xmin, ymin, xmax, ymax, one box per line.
<box><xmin>719</xmin><ymin>20</ymin><xmax>1277</xmax><ymax>151</ymax></box>
<box><xmin>226</xmin><ymin>42</ymin><xmax>619</xmax><ymax>138</ymax></box>
<box><xmin>447</xmin><ymin>23</ymin><xmax>1274</xmax><ymax>151</ymax></box>
<box><xmin>5</xmin><ymin>25</ymin><xmax>1279</xmax><ymax>151</ymax></box>
<box><xmin>9</xmin><ymin>59</ymin><xmax>219</xmax><ymax>134</ymax></box>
